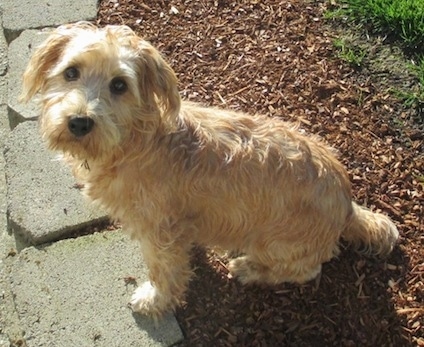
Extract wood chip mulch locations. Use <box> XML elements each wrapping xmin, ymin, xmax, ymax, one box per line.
<box><xmin>97</xmin><ymin>0</ymin><xmax>423</xmax><ymax>345</ymax></box>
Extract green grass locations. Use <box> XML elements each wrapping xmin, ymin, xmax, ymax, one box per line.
<box><xmin>333</xmin><ymin>38</ymin><xmax>366</xmax><ymax>67</ymax></box>
<box><xmin>327</xmin><ymin>0</ymin><xmax>424</xmax><ymax>111</ymax></box>
<box><xmin>396</xmin><ymin>58</ymin><xmax>424</xmax><ymax>107</ymax></box>
<box><xmin>334</xmin><ymin>0</ymin><xmax>424</xmax><ymax>53</ymax></box>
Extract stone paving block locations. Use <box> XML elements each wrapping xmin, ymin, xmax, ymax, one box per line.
<box><xmin>2</xmin><ymin>0</ymin><xmax>97</xmax><ymax>35</ymax></box>
<box><xmin>0</xmin><ymin>104</ymin><xmax>9</xmax><ymax>146</ymax></box>
<box><xmin>7</xmin><ymin>29</ymin><xmax>49</xmax><ymax>125</ymax></box>
<box><xmin>0</xmin><ymin>122</ymin><xmax>7</xmax><ymax>253</ymax></box>
<box><xmin>0</xmin><ymin>15</ymin><xmax>8</xmax><ymax>106</ymax></box>
<box><xmin>0</xmin><ymin>76</ymin><xmax>7</xmax><ymax>106</ymax></box>
<box><xmin>0</xmin><ymin>15</ymin><xmax>7</xmax><ymax>76</ymax></box>
<box><xmin>3</xmin><ymin>121</ymin><xmax>107</xmax><ymax>245</ymax></box>
<box><xmin>1</xmin><ymin>135</ymin><xmax>25</xmax><ymax>347</ymax></box>
<box><xmin>0</xmin><ymin>105</ymin><xmax>10</xmax><ymax>251</ymax></box>
<box><xmin>9</xmin><ymin>230</ymin><xmax>183</xmax><ymax>347</ymax></box>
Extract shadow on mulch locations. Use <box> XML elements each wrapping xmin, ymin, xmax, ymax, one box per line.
<box><xmin>176</xmin><ymin>245</ymin><xmax>409</xmax><ymax>347</ymax></box>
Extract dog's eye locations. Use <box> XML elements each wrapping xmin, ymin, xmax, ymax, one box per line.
<box><xmin>64</xmin><ymin>67</ymin><xmax>80</xmax><ymax>81</ymax></box>
<box><xmin>110</xmin><ymin>77</ymin><xmax>128</xmax><ymax>95</ymax></box>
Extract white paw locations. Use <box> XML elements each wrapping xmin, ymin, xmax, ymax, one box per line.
<box><xmin>129</xmin><ymin>281</ymin><xmax>158</xmax><ymax>314</ymax></box>
<box><xmin>228</xmin><ymin>256</ymin><xmax>257</xmax><ymax>284</ymax></box>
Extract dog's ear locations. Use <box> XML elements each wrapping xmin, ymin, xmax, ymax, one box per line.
<box><xmin>136</xmin><ymin>41</ymin><xmax>181</xmax><ymax>129</ymax></box>
<box><xmin>20</xmin><ymin>29</ymin><xmax>72</xmax><ymax>102</ymax></box>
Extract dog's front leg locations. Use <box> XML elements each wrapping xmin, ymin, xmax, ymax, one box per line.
<box><xmin>129</xmin><ymin>231</ymin><xmax>192</xmax><ymax>317</ymax></box>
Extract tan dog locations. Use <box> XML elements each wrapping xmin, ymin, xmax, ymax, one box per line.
<box><xmin>21</xmin><ymin>22</ymin><xmax>399</xmax><ymax>317</ymax></box>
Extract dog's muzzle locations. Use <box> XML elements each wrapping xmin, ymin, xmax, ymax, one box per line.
<box><xmin>68</xmin><ymin>116</ymin><xmax>94</xmax><ymax>137</ymax></box>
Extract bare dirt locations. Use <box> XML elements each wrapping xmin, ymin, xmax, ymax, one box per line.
<box><xmin>97</xmin><ymin>0</ymin><xmax>423</xmax><ymax>345</ymax></box>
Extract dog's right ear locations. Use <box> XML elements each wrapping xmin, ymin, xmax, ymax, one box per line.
<box><xmin>20</xmin><ymin>30</ymin><xmax>72</xmax><ymax>103</ymax></box>
<box><xmin>135</xmin><ymin>41</ymin><xmax>181</xmax><ymax>131</ymax></box>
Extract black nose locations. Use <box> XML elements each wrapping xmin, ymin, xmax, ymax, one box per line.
<box><xmin>68</xmin><ymin>116</ymin><xmax>94</xmax><ymax>137</ymax></box>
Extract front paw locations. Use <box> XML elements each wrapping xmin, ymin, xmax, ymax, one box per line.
<box><xmin>129</xmin><ymin>281</ymin><xmax>169</xmax><ymax>316</ymax></box>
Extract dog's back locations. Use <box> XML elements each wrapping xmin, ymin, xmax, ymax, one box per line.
<box><xmin>163</xmin><ymin>103</ymin><xmax>351</xmax><ymax>255</ymax></box>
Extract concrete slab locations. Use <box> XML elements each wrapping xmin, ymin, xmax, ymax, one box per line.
<box><xmin>7</xmin><ymin>29</ymin><xmax>50</xmax><ymax>126</ymax></box>
<box><xmin>0</xmin><ymin>105</ymin><xmax>10</xmax><ymax>254</ymax></box>
<box><xmin>0</xmin><ymin>105</ymin><xmax>9</xmax><ymax>147</ymax></box>
<box><xmin>0</xmin><ymin>15</ymin><xmax>7</xmax><ymax>76</ymax></box>
<box><xmin>0</xmin><ymin>15</ymin><xmax>8</xmax><ymax>106</ymax></box>
<box><xmin>1</xmin><ymin>139</ymin><xmax>26</xmax><ymax>347</ymax></box>
<box><xmin>0</xmin><ymin>257</ymin><xmax>26</xmax><ymax>347</ymax></box>
<box><xmin>9</xmin><ymin>230</ymin><xmax>183</xmax><ymax>347</ymax></box>
<box><xmin>0</xmin><ymin>149</ymin><xmax>10</xmax><ymax>347</ymax></box>
<box><xmin>3</xmin><ymin>121</ymin><xmax>108</xmax><ymax>245</ymax></box>
<box><xmin>0</xmin><ymin>123</ymin><xmax>7</xmax><ymax>254</ymax></box>
<box><xmin>2</xmin><ymin>0</ymin><xmax>97</xmax><ymax>37</ymax></box>
<box><xmin>0</xmin><ymin>105</ymin><xmax>12</xmax><ymax>257</ymax></box>
<box><xmin>0</xmin><ymin>76</ymin><xmax>7</xmax><ymax>107</ymax></box>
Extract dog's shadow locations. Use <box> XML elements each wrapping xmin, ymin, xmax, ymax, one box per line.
<box><xmin>176</xmin><ymin>245</ymin><xmax>409</xmax><ymax>346</ymax></box>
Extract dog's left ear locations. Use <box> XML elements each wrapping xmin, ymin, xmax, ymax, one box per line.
<box><xmin>22</xmin><ymin>23</ymin><xmax>105</xmax><ymax>103</ymax></box>
<box><xmin>136</xmin><ymin>41</ymin><xmax>181</xmax><ymax>129</ymax></box>
<box><xmin>20</xmin><ymin>30</ymin><xmax>72</xmax><ymax>103</ymax></box>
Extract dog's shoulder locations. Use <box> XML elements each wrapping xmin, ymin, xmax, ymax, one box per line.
<box><xmin>165</xmin><ymin>101</ymin><xmax>288</xmax><ymax>168</ymax></box>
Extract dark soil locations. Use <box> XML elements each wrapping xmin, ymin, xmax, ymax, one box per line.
<box><xmin>97</xmin><ymin>0</ymin><xmax>423</xmax><ymax>346</ymax></box>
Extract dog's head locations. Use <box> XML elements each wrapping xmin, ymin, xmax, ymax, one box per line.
<box><xmin>21</xmin><ymin>22</ymin><xmax>181</xmax><ymax>160</ymax></box>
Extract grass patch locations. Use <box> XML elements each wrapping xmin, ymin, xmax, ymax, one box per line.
<box><xmin>333</xmin><ymin>38</ymin><xmax>366</xmax><ymax>67</ymax></box>
<box><xmin>395</xmin><ymin>58</ymin><xmax>424</xmax><ymax>109</ymax></box>
<box><xmin>331</xmin><ymin>0</ymin><xmax>424</xmax><ymax>53</ymax></box>
<box><xmin>327</xmin><ymin>0</ymin><xmax>424</xmax><ymax>115</ymax></box>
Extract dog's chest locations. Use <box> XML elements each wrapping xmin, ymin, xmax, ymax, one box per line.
<box><xmin>80</xmin><ymin>162</ymin><xmax>163</xmax><ymax>220</ymax></box>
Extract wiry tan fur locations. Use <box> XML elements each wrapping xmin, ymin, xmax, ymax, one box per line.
<box><xmin>21</xmin><ymin>22</ymin><xmax>399</xmax><ymax>317</ymax></box>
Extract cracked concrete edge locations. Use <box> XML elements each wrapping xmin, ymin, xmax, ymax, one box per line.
<box><xmin>0</xmin><ymin>13</ymin><xmax>7</xmax><ymax>78</ymax></box>
<box><xmin>0</xmin><ymin>12</ymin><xmax>8</xmax><ymax>107</ymax></box>
<box><xmin>1</xmin><ymin>132</ymin><xmax>24</xmax><ymax>347</ymax></box>
<box><xmin>0</xmin><ymin>10</ymin><xmax>17</xmax><ymax>343</ymax></box>
<box><xmin>0</xmin><ymin>259</ymin><xmax>26</xmax><ymax>347</ymax></box>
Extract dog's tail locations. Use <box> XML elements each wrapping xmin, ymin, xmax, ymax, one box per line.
<box><xmin>342</xmin><ymin>202</ymin><xmax>399</xmax><ymax>256</ymax></box>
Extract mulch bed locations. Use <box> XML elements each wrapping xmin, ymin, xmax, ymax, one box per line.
<box><xmin>97</xmin><ymin>0</ymin><xmax>423</xmax><ymax>345</ymax></box>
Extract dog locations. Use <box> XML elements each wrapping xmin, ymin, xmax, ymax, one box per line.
<box><xmin>21</xmin><ymin>22</ymin><xmax>399</xmax><ymax>317</ymax></box>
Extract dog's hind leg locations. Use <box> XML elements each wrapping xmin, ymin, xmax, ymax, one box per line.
<box><xmin>228</xmin><ymin>253</ymin><xmax>323</xmax><ymax>285</ymax></box>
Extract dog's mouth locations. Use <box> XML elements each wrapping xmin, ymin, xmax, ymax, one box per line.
<box><xmin>68</xmin><ymin>116</ymin><xmax>94</xmax><ymax>137</ymax></box>
<box><xmin>41</xmin><ymin>109</ymin><xmax>121</xmax><ymax>161</ymax></box>
<box><xmin>42</xmin><ymin>115</ymin><xmax>97</xmax><ymax>160</ymax></box>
